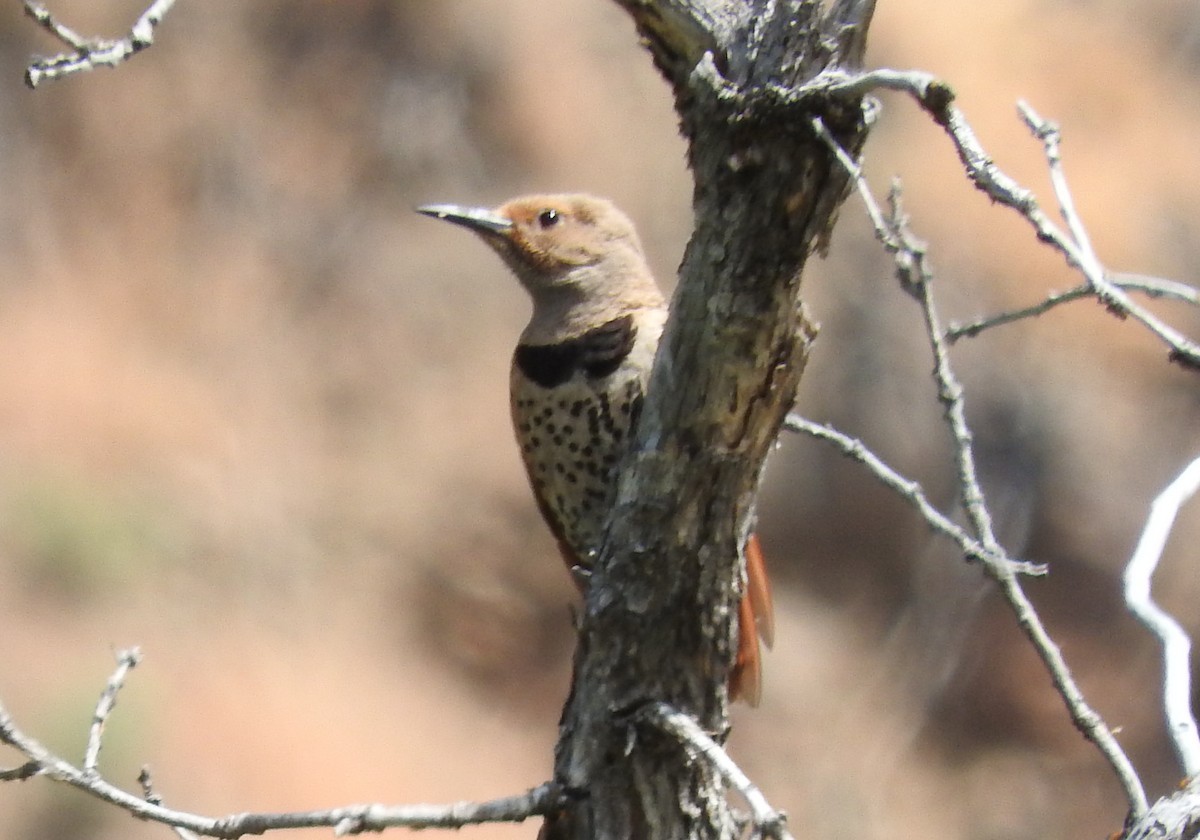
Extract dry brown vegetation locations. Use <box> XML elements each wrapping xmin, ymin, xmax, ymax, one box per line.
<box><xmin>2</xmin><ymin>1</ymin><xmax>1199</xmax><ymax>838</ymax></box>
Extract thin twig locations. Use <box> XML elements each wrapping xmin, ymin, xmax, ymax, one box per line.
<box><xmin>784</xmin><ymin>414</ymin><xmax>1044</xmax><ymax>575</ymax></box>
<box><xmin>1016</xmin><ymin>102</ymin><xmax>1200</xmax><ymax>369</ymax></box>
<box><xmin>1108</xmin><ymin>273</ymin><xmax>1200</xmax><ymax>307</ymax></box>
<box><xmin>84</xmin><ymin>647</ymin><xmax>141</xmax><ymax>775</ymax></box>
<box><xmin>882</xmin><ymin>189</ymin><xmax>1001</xmax><ymax>560</ymax></box>
<box><xmin>0</xmin><ymin>760</ymin><xmax>41</xmax><ymax>782</ymax></box>
<box><xmin>23</xmin><ymin>1</ymin><xmax>88</xmax><ymax>49</ymax></box>
<box><xmin>810</xmin><ymin>114</ymin><xmax>1150</xmax><ymax>818</ymax></box>
<box><xmin>821</xmin><ymin>68</ymin><xmax>1200</xmax><ymax>369</ymax></box>
<box><xmin>947</xmin><ymin>274</ymin><xmax>1200</xmax><ymax>342</ymax></box>
<box><xmin>0</xmin><ymin>653</ymin><xmax>562</xmax><ymax>837</ymax></box>
<box><xmin>1123</xmin><ymin>454</ymin><xmax>1200</xmax><ymax>778</ymax></box>
<box><xmin>641</xmin><ymin>702</ymin><xmax>791</xmax><ymax>840</ymax></box>
<box><xmin>140</xmin><ymin>766</ymin><xmax>202</xmax><ymax>840</ymax></box>
<box><xmin>23</xmin><ymin>0</ymin><xmax>179</xmax><ymax>89</ymax></box>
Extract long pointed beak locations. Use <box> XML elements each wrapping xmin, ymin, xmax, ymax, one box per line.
<box><xmin>416</xmin><ymin>203</ymin><xmax>513</xmax><ymax>236</ymax></box>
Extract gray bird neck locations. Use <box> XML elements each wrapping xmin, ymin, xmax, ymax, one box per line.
<box><xmin>520</xmin><ymin>286</ymin><xmax>662</xmax><ymax>345</ymax></box>
<box><xmin>519</xmin><ymin>266</ymin><xmax>665</xmax><ymax>347</ymax></box>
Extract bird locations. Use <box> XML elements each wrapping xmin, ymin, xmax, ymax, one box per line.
<box><xmin>417</xmin><ymin>193</ymin><xmax>773</xmax><ymax>704</ymax></box>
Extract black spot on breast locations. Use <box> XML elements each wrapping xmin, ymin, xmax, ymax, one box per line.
<box><xmin>514</xmin><ymin>316</ymin><xmax>637</xmax><ymax>388</ymax></box>
<box><xmin>629</xmin><ymin>392</ymin><xmax>645</xmax><ymax>429</ymax></box>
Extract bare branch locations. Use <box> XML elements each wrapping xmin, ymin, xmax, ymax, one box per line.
<box><xmin>84</xmin><ymin>647</ymin><xmax>141</xmax><ymax>775</ymax></box>
<box><xmin>139</xmin><ymin>766</ymin><xmax>202</xmax><ymax>840</ymax></box>
<box><xmin>549</xmin><ymin>3</ymin><xmax>874</xmax><ymax>837</ymax></box>
<box><xmin>0</xmin><ymin>652</ymin><xmax>561</xmax><ymax>837</ymax></box>
<box><xmin>947</xmin><ymin>273</ymin><xmax>1200</xmax><ymax>343</ymax></box>
<box><xmin>23</xmin><ymin>1</ymin><xmax>88</xmax><ymax>50</ymax></box>
<box><xmin>1107</xmin><ymin>272</ymin><xmax>1200</xmax><ymax>308</ymax></box>
<box><xmin>1016</xmin><ymin>102</ymin><xmax>1200</xmax><ymax>369</ymax></box>
<box><xmin>23</xmin><ymin>0</ymin><xmax>179</xmax><ymax>89</ymax></box>
<box><xmin>819</xmin><ymin>68</ymin><xmax>1199</xmax><ymax>368</ymax></box>
<box><xmin>783</xmin><ymin>414</ymin><xmax>1044</xmax><ymax>576</ymax></box>
<box><xmin>0</xmin><ymin>760</ymin><xmax>40</xmax><ymax>782</ymax></box>
<box><xmin>1124</xmin><ymin>454</ymin><xmax>1200</xmax><ymax>778</ymax></box>
<box><xmin>810</xmin><ymin>114</ymin><xmax>1150</xmax><ymax>818</ymax></box>
<box><xmin>640</xmin><ymin>703</ymin><xmax>791</xmax><ymax>840</ymax></box>
<box><xmin>1124</xmin><ymin>785</ymin><xmax>1200</xmax><ymax>840</ymax></box>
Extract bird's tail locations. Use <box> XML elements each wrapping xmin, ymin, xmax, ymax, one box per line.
<box><xmin>730</xmin><ymin>533</ymin><xmax>775</xmax><ymax>706</ymax></box>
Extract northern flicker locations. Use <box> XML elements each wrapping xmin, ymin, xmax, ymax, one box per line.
<box><xmin>417</xmin><ymin>193</ymin><xmax>773</xmax><ymax>704</ymax></box>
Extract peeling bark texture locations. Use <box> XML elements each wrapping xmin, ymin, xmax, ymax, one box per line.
<box><xmin>1125</xmin><ymin>785</ymin><xmax>1200</xmax><ymax>840</ymax></box>
<box><xmin>547</xmin><ymin>3</ymin><xmax>877</xmax><ymax>839</ymax></box>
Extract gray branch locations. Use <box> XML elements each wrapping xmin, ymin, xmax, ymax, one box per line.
<box><xmin>1016</xmin><ymin>102</ymin><xmax>1200</xmax><ymax>369</ymax></box>
<box><xmin>23</xmin><ymin>0</ymin><xmax>178</xmax><ymax>88</ymax></box>
<box><xmin>809</xmin><ymin>113</ymin><xmax>1149</xmax><ymax>818</ymax></box>
<box><xmin>819</xmin><ymin>68</ymin><xmax>1199</xmax><ymax>368</ymax></box>
<box><xmin>548</xmin><ymin>3</ymin><xmax>878</xmax><ymax>838</ymax></box>
<box><xmin>947</xmin><ymin>273</ymin><xmax>1200</xmax><ymax>342</ymax></box>
<box><xmin>784</xmin><ymin>414</ymin><xmax>1044</xmax><ymax>576</ymax></box>
<box><xmin>84</xmin><ymin>647</ymin><xmax>141</xmax><ymax>775</ymax></box>
<box><xmin>641</xmin><ymin>702</ymin><xmax>792</xmax><ymax>840</ymax></box>
<box><xmin>1124</xmin><ymin>455</ymin><xmax>1200</xmax><ymax>778</ymax></box>
<box><xmin>0</xmin><ymin>651</ymin><xmax>561</xmax><ymax>838</ymax></box>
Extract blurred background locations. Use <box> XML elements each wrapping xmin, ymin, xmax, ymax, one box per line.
<box><xmin>1</xmin><ymin>1</ymin><xmax>1199</xmax><ymax>838</ymax></box>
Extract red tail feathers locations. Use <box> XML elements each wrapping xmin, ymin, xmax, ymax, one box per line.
<box><xmin>730</xmin><ymin>533</ymin><xmax>774</xmax><ymax>706</ymax></box>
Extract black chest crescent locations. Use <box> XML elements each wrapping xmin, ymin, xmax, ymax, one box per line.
<box><xmin>514</xmin><ymin>315</ymin><xmax>637</xmax><ymax>388</ymax></box>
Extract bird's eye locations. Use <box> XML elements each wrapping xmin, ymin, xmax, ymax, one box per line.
<box><xmin>536</xmin><ymin>208</ymin><xmax>560</xmax><ymax>228</ymax></box>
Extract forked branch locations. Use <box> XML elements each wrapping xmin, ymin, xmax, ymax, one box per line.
<box><xmin>803</xmin><ymin>110</ymin><xmax>1149</xmax><ymax>818</ymax></box>
<box><xmin>0</xmin><ymin>650</ymin><xmax>560</xmax><ymax>838</ymax></box>
<box><xmin>23</xmin><ymin>0</ymin><xmax>178</xmax><ymax>88</ymax></box>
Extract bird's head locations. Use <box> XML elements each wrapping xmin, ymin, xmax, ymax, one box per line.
<box><xmin>417</xmin><ymin>195</ymin><xmax>663</xmax><ymax>339</ymax></box>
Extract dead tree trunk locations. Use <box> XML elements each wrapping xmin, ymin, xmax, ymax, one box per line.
<box><xmin>547</xmin><ymin>3</ymin><xmax>877</xmax><ymax>839</ymax></box>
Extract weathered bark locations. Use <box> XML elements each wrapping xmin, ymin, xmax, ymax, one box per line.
<box><xmin>547</xmin><ymin>2</ymin><xmax>877</xmax><ymax>839</ymax></box>
<box><xmin>1124</xmin><ymin>783</ymin><xmax>1200</xmax><ymax>840</ymax></box>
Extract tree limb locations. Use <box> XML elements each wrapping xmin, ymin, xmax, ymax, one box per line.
<box><xmin>640</xmin><ymin>702</ymin><xmax>792</xmax><ymax>840</ymax></box>
<box><xmin>23</xmin><ymin>0</ymin><xmax>178</xmax><ymax>88</ymax></box>
<box><xmin>0</xmin><ymin>651</ymin><xmax>561</xmax><ymax>838</ymax></box>
<box><xmin>784</xmin><ymin>414</ymin><xmax>1045</xmax><ymax>576</ymax></box>
<box><xmin>946</xmin><ymin>273</ymin><xmax>1200</xmax><ymax>343</ymax></box>
<box><xmin>810</xmin><ymin>112</ymin><xmax>1149</xmax><ymax>819</ymax></box>
<box><xmin>822</xmin><ymin>67</ymin><xmax>1200</xmax><ymax>368</ymax></box>
<box><xmin>1124</xmin><ymin>454</ymin><xmax>1200</xmax><ymax>779</ymax></box>
<box><xmin>546</xmin><ymin>3</ymin><xmax>876</xmax><ymax>839</ymax></box>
